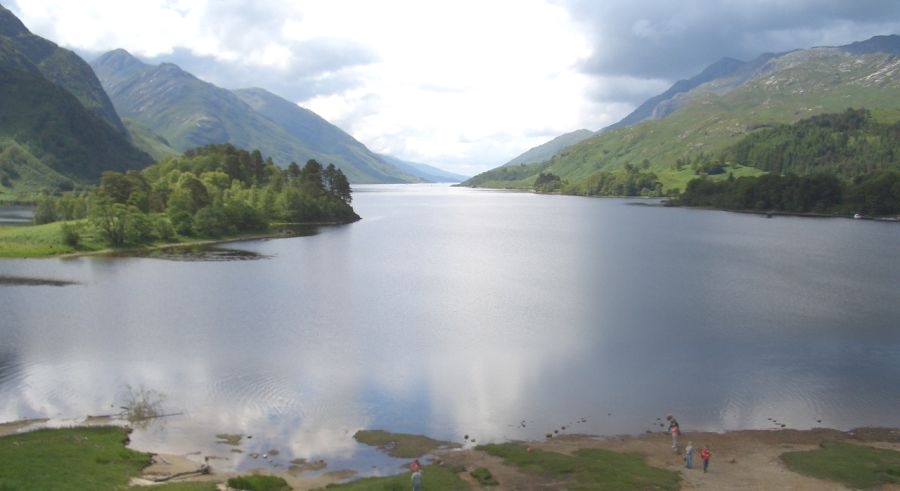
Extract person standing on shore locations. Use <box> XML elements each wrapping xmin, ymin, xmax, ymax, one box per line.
<box><xmin>684</xmin><ymin>441</ymin><xmax>694</xmax><ymax>469</ymax></box>
<box><xmin>411</xmin><ymin>468</ymin><xmax>423</xmax><ymax>491</ymax></box>
<box><xmin>700</xmin><ymin>445</ymin><xmax>711</xmax><ymax>473</ymax></box>
<box><xmin>667</xmin><ymin>416</ymin><xmax>680</xmax><ymax>451</ymax></box>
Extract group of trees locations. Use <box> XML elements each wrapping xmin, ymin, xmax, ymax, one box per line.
<box><xmin>560</xmin><ymin>163</ymin><xmax>663</xmax><ymax>197</ymax></box>
<box><xmin>674</xmin><ymin>109</ymin><xmax>900</xmax><ymax>215</ymax></box>
<box><xmin>724</xmin><ymin>108</ymin><xmax>900</xmax><ymax>177</ymax></box>
<box><xmin>532</xmin><ymin>172</ymin><xmax>562</xmax><ymax>193</ymax></box>
<box><xmin>676</xmin><ymin>170</ymin><xmax>900</xmax><ymax>215</ymax></box>
<box><xmin>34</xmin><ymin>144</ymin><xmax>358</xmax><ymax>246</ymax></box>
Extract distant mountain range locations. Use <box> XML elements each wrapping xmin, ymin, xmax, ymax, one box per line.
<box><xmin>0</xmin><ymin>5</ymin><xmax>151</xmax><ymax>195</ymax></box>
<box><xmin>376</xmin><ymin>154</ymin><xmax>468</xmax><ymax>182</ymax></box>
<box><xmin>91</xmin><ymin>49</ymin><xmax>429</xmax><ymax>184</ymax></box>
<box><xmin>465</xmin><ymin>35</ymin><xmax>900</xmax><ymax>191</ymax></box>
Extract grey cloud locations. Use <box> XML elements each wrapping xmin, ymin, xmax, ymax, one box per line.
<box><xmin>144</xmin><ymin>0</ymin><xmax>378</xmax><ymax>100</ymax></box>
<box><xmin>586</xmin><ymin>75</ymin><xmax>670</xmax><ymax>105</ymax></box>
<box><xmin>564</xmin><ymin>0</ymin><xmax>900</xmax><ymax>80</ymax></box>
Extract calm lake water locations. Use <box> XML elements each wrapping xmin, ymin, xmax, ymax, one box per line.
<box><xmin>1</xmin><ymin>184</ymin><xmax>899</xmax><ymax>475</ymax></box>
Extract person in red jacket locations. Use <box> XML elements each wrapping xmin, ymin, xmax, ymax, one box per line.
<box><xmin>700</xmin><ymin>445</ymin><xmax>711</xmax><ymax>473</ymax></box>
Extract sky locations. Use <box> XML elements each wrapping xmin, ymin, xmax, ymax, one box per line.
<box><xmin>8</xmin><ymin>0</ymin><xmax>900</xmax><ymax>176</ymax></box>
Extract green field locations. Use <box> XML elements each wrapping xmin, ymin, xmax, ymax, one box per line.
<box><xmin>0</xmin><ymin>426</ymin><xmax>151</xmax><ymax>490</ymax></box>
<box><xmin>353</xmin><ymin>430</ymin><xmax>460</xmax><ymax>459</ymax></box>
<box><xmin>0</xmin><ymin>221</ymin><xmax>103</xmax><ymax>257</ymax></box>
<box><xmin>781</xmin><ymin>442</ymin><xmax>900</xmax><ymax>489</ymax></box>
<box><xmin>477</xmin><ymin>442</ymin><xmax>680</xmax><ymax>490</ymax></box>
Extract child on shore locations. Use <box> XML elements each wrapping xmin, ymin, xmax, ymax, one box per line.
<box><xmin>700</xmin><ymin>445</ymin><xmax>711</xmax><ymax>473</ymax></box>
<box><xmin>667</xmin><ymin>416</ymin><xmax>680</xmax><ymax>452</ymax></box>
<box><xmin>411</xmin><ymin>468</ymin><xmax>422</xmax><ymax>490</ymax></box>
<box><xmin>684</xmin><ymin>441</ymin><xmax>693</xmax><ymax>468</ymax></box>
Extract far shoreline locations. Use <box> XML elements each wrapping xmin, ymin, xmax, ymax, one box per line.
<box><xmin>460</xmin><ymin>184</ymin><xmax>900</xmax><ymax>221</ymax></box>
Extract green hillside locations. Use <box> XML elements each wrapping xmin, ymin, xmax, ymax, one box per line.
<box><xmin>0</xmin><ymin>5</ymin><xmax>126</xmax><ymax>134</ymax></box>
<box><xmin>122</xmin><ymin>118</ymin><xmax>180</xmax><ymax>162</ymax></box>
<box><xmin>503</xmin><ymin>129</ymin><xmax>594</xmax><ymax>167</ymax></box>
<box><xmin>463</xmin><ymin>46</ymin><xmax>900</xmax><ymax>194</ymax></box>
<box><xmin>0</xmin><ymin>8</ymin><xmax>152</xmax><ymax>200</ymax></box>
<box><xmin>0</xmin><ymin>63</ymin><xmax>152</xmax><ymax>198</ymax></box>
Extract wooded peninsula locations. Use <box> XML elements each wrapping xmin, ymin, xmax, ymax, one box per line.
<box><xmin>0</xmin><ymin>144</ymin><xmax>359</xmax><ymax>257</ymax></box>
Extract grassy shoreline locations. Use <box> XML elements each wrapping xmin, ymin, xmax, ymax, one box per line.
<box><xmin>0</xmin><ymin>219</ymin><xmax>354</xmax><ymax>259</ymax></box>
<box><xmin>2</xmin><ymin>421</ymin><xmax>898</xmax><ymax>490</ymax></box>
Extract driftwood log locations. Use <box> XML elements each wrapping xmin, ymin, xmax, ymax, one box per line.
<box><xmin>147</xmin><ymin>464</ymin><xmax>211</xmax><ymax>482</ymax></box>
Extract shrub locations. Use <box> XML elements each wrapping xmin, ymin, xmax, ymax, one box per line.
<box><xmin>226</xmin><ymin>475</ymin><xmax>290</xmax><ymax>491</ymax></box>
<box><xmin>471</xmin><ymin>467</ymin><xmax>499</xmax><ymax>486</ymax></box>
<box><xmin>168</xmin><ymin>210</ymin><xmax>193</xmax><ymax>235</ymax></box>
<box><xmin>60</xmin><ymin>223</ymin><xmax>80</xmax><ymax>247</ymax></box>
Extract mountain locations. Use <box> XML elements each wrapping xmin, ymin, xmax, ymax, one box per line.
<box><xmin>92</xmin><ymin>50</ymin><xmax>420</xmax><ymax>184</ymax></box>
<box><xmin>376</xmin><ymin>154</ymin><xmax>468</xmax><ymax>182</ymax></box>
<box><xmin>0</xmin><ymin>4</ymin><xmax>125</xmax><ymax>134</ymax></box>
<box><xmin>0</xmin><ymin>11</ymin><xmax>152</xmax><ymax>195</ymax></box>
<box><xmin>462</xmin><ymin>35</ymin><xmax>900</xmax><ymax>192</ymax></box>
<box><xmin>502</xmin><ymin>129</ymin><xmax>594</xmax><ymax>167</ymax></box>
<box><xmin>604</xmin><ymin>55</ymin><xmax>777</xmax><ymax>131</ymax></box>
<box><xmin>232</xmin><ymin>87</ymin><xmax>422</xmax><ymax>183</ymax></box>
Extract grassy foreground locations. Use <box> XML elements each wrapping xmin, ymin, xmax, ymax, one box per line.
<box><xmin>781</xmin><ymin>441</ymin><xmax>900</xmax><ymax>489</ymax></box>
<box><xmin>0</xmin><ymin>426</ymin><xmax>151</xmax><ymax>490</ymax></box>
<box><xmin>478</xmin><ymin>442</ymin><xmax>681</xmax><ymax>490</ymax></box>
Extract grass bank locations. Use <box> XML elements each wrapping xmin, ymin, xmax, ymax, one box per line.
<box><xmin>478</xmin><ymin>442</ymin><xmax>681</xmax><ymax>490</ymax></box>
<box><xmin>781</xmin><ymin>441</ymin><xmax>900</xmax><ymax>489</ymax></box>
<box><xmin>353</xmin><ymin>430</ymin><xmax>460</xmax><ymax>459</ymax></box>
<box><xmin>0</xmin><ymin>426</ymin><xmax>150</xmax><ymax>490</ymax></box>
<box><xmin>0</xmin><ymin>220</ymin><xmax>319</xmax><ymax>259</ymax></box>
<box><xmin>0</xmin><ymin>221</ymin><xmax>103</xmax><ymax>257</ymax></box>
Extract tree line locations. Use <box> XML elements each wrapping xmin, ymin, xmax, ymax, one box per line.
<box><xmin>33</xmin><ymin>144</ymin><xmax>359</xmax><ymax>246</ymax></box>
<box><xmin>675</xmin><ymin>171</ymin><xmax>900</xmax><ymax>216</ymax></box>
<box><xmin>724</xmin><ymin>108</ymin><xmax>900</xmax><ymax>177</ymax></box>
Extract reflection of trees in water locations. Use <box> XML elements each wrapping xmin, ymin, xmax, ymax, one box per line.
<box><xmin>119</xmin><ymin>385</ymin><xmax>170</xmax><ymax>430</ymax></box>
<box><xmin>0</xmin><ymin>276</ymin><xmax>76</xmax><ymax>286</ymax></box>
<box><xmin>116</xmin><ymin>246</ymin><xmax>269</xmax><ymax>262</ymax></box>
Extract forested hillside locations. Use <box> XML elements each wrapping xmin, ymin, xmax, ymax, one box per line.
<box><xmin>675</xmin><ymin>109</ymin><xmax>900</xmax><ymax>215</ymax></box>
<box><xmin>724</xmin><ymin>109</ymin><xmax>900</xmax><ymax>176</ymax></box>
